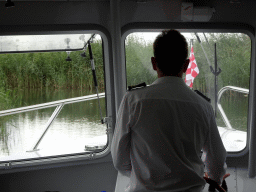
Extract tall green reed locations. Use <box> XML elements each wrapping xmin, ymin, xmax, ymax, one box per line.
<box><xmin>0</xmin><ymin>88</ymin><xmax>21</xmax><ymax>153</ymax></box>
<box><xmin>0</xmin><ymin>41</ymin><xmax>104</xmax><ymax>92</ymax></box>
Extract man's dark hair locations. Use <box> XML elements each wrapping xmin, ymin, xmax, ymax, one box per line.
<box><xmin>153</xmin><ymin>30</ymin><xmax>188</xmax><ymax>76</ymax></box>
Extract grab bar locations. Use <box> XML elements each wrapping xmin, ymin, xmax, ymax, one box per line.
<box><xmin>217</xmin><ymin>86</ymin><xmax>249</xmax><ymax>130</ymax></box>
<box><xmin>0</xmin><ymin>93</ymin><xmax>105</xmax><ymax>117</ymax></box>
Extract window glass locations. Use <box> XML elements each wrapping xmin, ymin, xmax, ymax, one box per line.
<box><xmin>0</xmin><ymin>34</ymin><xmax>107</xmax><ymax>162</ymax></box>
<box><xmin>0</xmin><ymin>34</ymin><xmax>92</xmax><ymax>52</ymax></box>
<box><xmin>125</xmin><ymin>32</ymin><xmax>251</xmax><ymax>152</ymax></box>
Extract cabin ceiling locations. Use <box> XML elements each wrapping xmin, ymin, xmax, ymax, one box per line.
<box><xmin>0</xmin><ymin>0</ymin><xmax>255</xmax><ymax>31</ymax></box>
<box><xmin>0</xmin><ymin>0</ymin><xmax>234</xmax><ymax>3</ymax></box>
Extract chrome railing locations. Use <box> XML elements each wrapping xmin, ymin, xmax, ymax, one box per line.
<box><xmin>0</xmin><ymin>93</ymin><xmax>105</xmax><ymax>152</ymax></box>
<box><xmin>217</xmin><ymin>86</ymin><xmax>249</xmax><ymax>130</ymax></box>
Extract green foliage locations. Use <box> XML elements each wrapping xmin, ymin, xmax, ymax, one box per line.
<box><xmin>0</xmin><ymin>33</ymin><xmax>252</xmax><ymax>138</ymax></box>
<box><xmin>0</xmin><ymin>40</ymin><xmax>105</xmax><ymax>146</ymax></box>
<box><xmin>1</xmin><ymin>33</ymin><xmax>250</xmax><ymax>93</ymax></box>
<box><xmin>125</xmin><ymin>34</ymin><xmax>157</xmax><ymax>86</ymax></box>
<box><xmin>191</xmin><ymin>33</ymin><xmax>251</xmax><ymax>94</ymax></box>
<box><xmin>125</xmin><ymin>33</ymin><xmax>251</xmax><ymax>93</ymax></box>
<box><xmin>125</xmin><ymin>33</ymin><xmax>251</xmax><ymax>132</ymax></box>
<box><xmin>0</xmin><ymin>88</ymin><xmax>20</xmax><ymax>152</ymax></box>
<box><xmin>0</xmin><ymin>40</ymin><xmax>104</xmax><ymax>91</ymax></box>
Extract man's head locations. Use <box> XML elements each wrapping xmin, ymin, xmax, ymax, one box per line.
<box><xmin>151</xmin><ymin>29</ymin><xmax>190</xmax><ymax>77</ymax></box>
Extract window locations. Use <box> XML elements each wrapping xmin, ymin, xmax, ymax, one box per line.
<box><xmin>125</xmin><ymin>31</ymin><xmax>251</xmax><ymax>152</ymax></box>
<box><xmin>0</xmin><ymin>33</ymin><xmax>107</xmax><ymax>162</ymax></box>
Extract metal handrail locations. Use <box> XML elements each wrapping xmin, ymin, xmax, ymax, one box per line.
<box><xmin>0</xmin><ymin>93</ymin><xmax>105</xmax><ymax>117</ymax></box>
<box><xmin>217</xmin><ymin>86</ymin><xmax>249</xmax><ymax>130</ymax></box>
<box><xmin>0</xmin><ymin>93</ymin><xmax>105</xmax><ymax>152</ymax></box>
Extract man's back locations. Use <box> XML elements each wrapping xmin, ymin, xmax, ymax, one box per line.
<box><xmin>111</xmin><ymin>76</ymin><xmax>226</xmax><ymax>192</ymax></box>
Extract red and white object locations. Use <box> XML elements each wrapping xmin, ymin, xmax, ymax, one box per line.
<box><xmin>185</xmin><ymin>46</ymin><xmax>199</xmax><ymax>88</ymax></box>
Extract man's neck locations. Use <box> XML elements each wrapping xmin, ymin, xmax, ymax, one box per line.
<box><xmin>156</xmin><ymin>67</ymin><xmax>183</xmax><ymax>78</ymax></box>
<box><xmin>158</xmin><ymin>73</ymin><xmax>183</xmax><ymax>78</ymax></box>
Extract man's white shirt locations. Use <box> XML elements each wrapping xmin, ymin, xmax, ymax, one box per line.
<box><xmin>111</xmin><ymin>76</ymin><xmax>226</xmax><ymax>192</ymax></box>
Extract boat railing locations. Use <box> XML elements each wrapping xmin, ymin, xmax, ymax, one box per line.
<box><xmin>0</xmin><ymin>86</ymin><xmax>249</xmax><ymax>152</ymax></box>
<box><xmin>217</xmin><ymin>86</ymin><xmax>249</xmax><ymax>130</ymax></box>
<box><xmin>0</xmin><ymin>93</ymin><xmax>105</xmax><ymax>152</ymax></box>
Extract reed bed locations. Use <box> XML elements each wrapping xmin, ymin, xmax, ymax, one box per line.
<box><xmin>126</xmin><ymin>33</ymin><xmax>251</xmax><ymax>97</ymax></box>
<box><xmin>0</xmin><ymin>42</ymin><xmax>104</xmax><ymax>91</ymax></box>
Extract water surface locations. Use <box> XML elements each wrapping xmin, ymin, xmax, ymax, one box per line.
<box><xmin>0</xmin><ymin>89</ymin><xmax>107</xmax><ymax>161</ymax></box>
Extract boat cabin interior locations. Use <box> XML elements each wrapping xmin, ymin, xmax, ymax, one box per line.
<box><xmin>0</xmin><ymin>0</ymin><xmax>256</xmax><ymax>192</ymax></box>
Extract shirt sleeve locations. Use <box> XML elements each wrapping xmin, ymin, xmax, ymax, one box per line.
<box><xmin>111</xmin><ymin>93</ymin><xmax>132</xmax><ymax>177</ymax></box>
<box><xmin>202</xmin><ymin>106</ymin><xmax>227</xmax><ymax>185</ymax></box>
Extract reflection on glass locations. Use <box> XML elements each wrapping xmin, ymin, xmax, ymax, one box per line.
<box><xmin>0</xmin><ymin>34</ymin><xmax>96</xmax><ymax>52</ymax></box>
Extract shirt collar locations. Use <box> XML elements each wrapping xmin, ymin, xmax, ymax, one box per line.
<box><xmin>151</xmin><ymin>76</ymin><xmax>188</xmax><ymax>88</ymax></box>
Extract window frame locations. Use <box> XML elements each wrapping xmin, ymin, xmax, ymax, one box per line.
<box><xmin>121</xmin><ymin>24</ymin><xmax>254</xmax><ymax>158</ymax></box>
<box><xmin>0</xmin><ymin>26</ymin><xmax>114</xmax><ymax>173</ymax></box>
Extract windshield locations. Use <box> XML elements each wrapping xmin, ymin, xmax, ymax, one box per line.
<box><xmin>125</xmin><ymin>31</ymin><xmax>251</xmax><ymax>152</ymax></box>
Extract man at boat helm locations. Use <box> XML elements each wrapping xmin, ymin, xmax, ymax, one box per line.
<box><xmin>111</xmin><ymin>30</ymin><xmax>230</xmax><ymax>192</ymax></box>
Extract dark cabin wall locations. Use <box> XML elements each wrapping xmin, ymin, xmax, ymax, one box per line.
<box><xmin>0</xmin><ymin>1</ymin><xmax>110</xmax><ymax>27</ymax></box>
<box><xmin>120</xmin><ymin>0</ymin><xmax>256</xmax><ymax>26</ymax></box>
<box><xmin>0</xmin><ymin>155</ymin><xmax>117</xmax><ymax>192</ymax></box>
<box><xmin>0</xmin><ymin>1</ymin><xmax>256</xmax><ymax>28</ymax></box>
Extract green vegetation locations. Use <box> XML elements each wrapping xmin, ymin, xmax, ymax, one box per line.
<box><xmin>0</xmin><ymin>89</ymin><xmax>11</xmax><ymax>145</ymax></box>
<box><xmin>0</xmin><ymin>88</ymin><xmax>21</xmax><ymax>153</ymax></box>
<box><xmin>0</xmin><ymin>40</ymin><xmax>104</xmax><ymax>91</ymax></box>
<box><xmin>191</xmin><ymin>33</ymin><xmax>250</xmax><ymax>132</ymax></box>
<box><xmin>125</xmin><ymin>35</ymin><xmax>157</xmax><ymax>86</ymax></box>
<box><xmin>125</xmin><ymin>33</ymin><xmax>251</xmax><ymax>132</ymax></box>
<box><xmin>126</xmin><ymin>33</ymin><xmax>251</xmax><ymax>94</ymax></box>
<box><xmin>192</xmin><ymin>33</ymin><xmax>251</xmax><ymax>93</ymax></box>
<box><xmin>0</xmin><ymin>40</ymin><xmax>104</xmax><ymax>150</ymax></box>
<box><xmin>0</xmin><ymin>33</ymin><xmax>250</xmax><ymax>95</ymax></box>
<box><xmin>0</xmin><ymin>33</ymin><xmax>252</xmax><ymax>149</ymax></box>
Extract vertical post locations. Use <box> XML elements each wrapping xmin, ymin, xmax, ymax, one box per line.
<box><xmin>88</xmin><ymin>41</ymin><xmax>104</xmax><ymax>124</ymax></box>
<box><xmin>248</xmin><ymin>99</ymin><xmax>256</xmax><ymax>177</ymax></box>
<box><xmin>248</xmin><ymin>33</ymin><xmax>256</xmax><ymax>178</ymax></box>
<box><xmin>214</xmin><ymin>43</ymin><xmax>218</xmax><ymax>117</ymax></box>
<box><xmin>190</xmin><ymin>39</ymin><xmax>194</xmax><ymax>50</ymax></box>
<box><xmin>195</xmin><ymin>34</ymin><xmax>222</xmax><ymax>116</ymax></box>
<box><xmin>190</xmin><ymin>39</ymin><xmax>194</xmax><ymax>89</ymax></box>
<box><xmin>110</xmin><ymin>0</ymin><xmax>126</xmax><ymax>113</ymax></box>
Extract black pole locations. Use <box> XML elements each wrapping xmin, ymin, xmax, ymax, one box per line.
<box><xmin>88</xmin><ymin>41</ymin><xmax>104</xmax><ymax>124</ymax></box>
<box><xmin>214</xmin><ymin>43</ymin><xmax>221</xmax><ymax>117</ymax></box>
<box><xmin>195</xmin><ymin>33</ymin><xmax>221</xmax><ymax>116</ymax></box>
<box><xmin>190</xmin><ymin>39</ymin><xmax>194</xmax><ymax>50</ymax></box>
<box><xmin>214</xmin><ymin>43</ymin><xmax>217</xmax><ymax>117</ymax></box>
<box><xmin>195</xmin><ymin>33</ymin><xmax>215</xmax><ymax>74</ymax></box>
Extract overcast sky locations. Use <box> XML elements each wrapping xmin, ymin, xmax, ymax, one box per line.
<box><xmin>132</xmin><ymin>32</ymin><xmax>194</xmax><ymax>43</ymax></box>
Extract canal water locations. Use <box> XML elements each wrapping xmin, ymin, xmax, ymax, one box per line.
<box><xmin>0</xmin><ymin>88</ymin><xmax>249</xmax><ymax>161</ymax></box>
<box><xmin>0</xmin><ymin>88</ymin><xmax>107</xmax><ymax>161</ymax></box>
